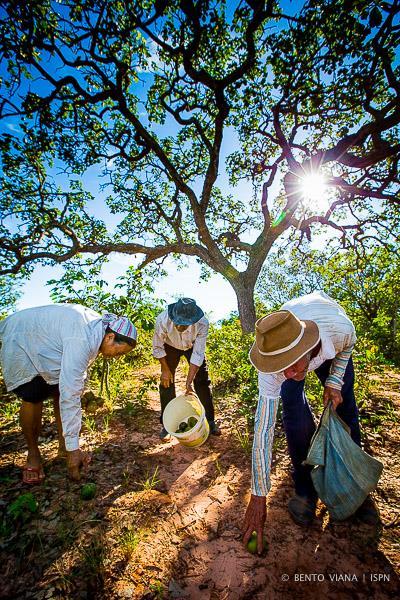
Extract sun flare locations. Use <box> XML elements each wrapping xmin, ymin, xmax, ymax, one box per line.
<box><xmin>300</xmin><ymin>173</ymin><xmax>327</xmax><ymax>205</ymax></box>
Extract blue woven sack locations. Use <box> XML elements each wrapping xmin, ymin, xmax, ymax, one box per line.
<box><xmin>304</xmin><ymin>405</ymin><xmax>383</xmax><ymax>520</ymax></box>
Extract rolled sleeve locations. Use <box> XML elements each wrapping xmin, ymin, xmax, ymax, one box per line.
<box><xmin>59</xmin><ymin>338</ymin><xmax>92</xmax><ymax>451</ymax></box>
<box><xmin>251</xmin><ymin>395</ymin><xmax>280</xmax><ymax>496</ymax></box>
<box><xmin>152</xmin><ymin>315</ymin><xmax>167</xmax><ymax>360</ymax></box>
<box><xmin>190</xmin><ymin>320</ymin><xmax>208</xmax><ymax>366</ymax></box>
<box><xmin>326</xmin><ymin>343</ymin><xmax>355</xmax><ymax>390</ymax></box>
<box><xmin>326</xmin><ymin>329</ymin><xmax>357</xmax><ymax>390</ymax></box>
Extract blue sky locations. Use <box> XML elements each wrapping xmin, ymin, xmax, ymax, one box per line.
<box><xmin>17</xmin><ymin>256</ymin><xmax>239</xmax><ymax>322</ymax></box>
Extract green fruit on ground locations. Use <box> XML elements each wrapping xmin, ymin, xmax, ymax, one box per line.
<box><xmin>247</xmin><ymin>531</ymin><xmax>267</xmax><ymax>554</ymax></box>
<box><xmin>176</xmin><ymin>421</ymin><xmax>189</xmax><ymax>433</ymax></box>
<box><xmin>80</xmin><ymin>483</ymin><xmax>97</xmax><ymax>500</ymax></box>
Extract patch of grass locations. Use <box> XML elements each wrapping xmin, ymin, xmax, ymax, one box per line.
<box><xmin>149</xmin><ymin>580</ymin><xmax>166</xmax><ymax>599</ymax></box>
<box><xmin>118</xmin><ymin>526</ymin><xmax>140</xmax><ymax>558</ymax></box>
<box><xmin>232</xmin><ymin>423</ymin><xmax>252</xmax><ymax>454</ymax></box>
<box><xmin>79</xmin><ymin>536</ymin><xmax>106</xmax><ymax>579</ymax></box>
<box><xmin>102</xmin><ymin>414</ymin><xmax>111</xmax><ymax>436</ymax></box>
<box><xmin>360</xmin><ymin>396</ymin><xmax>398</xmax><ymax>435</ymax></box>
<box><xmin>49</xmin><ymin>556</ymin><xmax>73</xmax><ymax>589</ymax></box>
<box><xmin>136</xmin><ymin>466</ymin><xmax>160</xmax><ymax>492</ymax></box>
<box><xmin>272</xmin><ymin>433</ymin><xmax>286</xmax><ymax>452</ymax></box>
<box><xmin>122</xmin><ymin>469</ymin><xmax>132</xmax><ymax>487</ymax></box>
<box><xmin>0</xmin><ymin>517</ymin><xmax>12</xmax><ymax>539</ymax></box>
<box><xmin>7</xmin><ymin>492</ymin><xmax>38</xmax><ymax>522</ymax></box>
<box><xmin>0</xmin><ymin>400</ymin><xmax>20</xmax><ymax>425</ymax></box>
<box><xmin>56</xmin><ymin>522</ymin><xmax>77</xmax><ymax>548</ymax></box>
<box><xmin>214</xmin><ymin>458</ymin><xmax>225</xmax><ymax>478</ymax></box>
<box><xmin>119</xmin><ymin>375</ymin><xmax>158</xmax><ymax>423</ymax></box>
<box><xmin>83</xmin><ymin>415</ymin><xmax>97</xmax><ymax>434</ymax></box>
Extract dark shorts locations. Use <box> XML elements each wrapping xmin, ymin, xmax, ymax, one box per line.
<box><xmin>13</xmin><ymin>375</ymin><xmax>59</xmax><ymax>404</ymax></box>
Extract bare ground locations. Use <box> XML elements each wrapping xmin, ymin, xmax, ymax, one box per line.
<box><xmin>0</xmin><ymin>365</ymin><xmax>399</xmax><ymax>600</ymax></box>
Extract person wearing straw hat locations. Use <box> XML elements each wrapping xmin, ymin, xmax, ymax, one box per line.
<box><xmin>0</xmin><ymin>304</ymin><xmax>137</xmax><ymax>484</ymax></box>
<box><xmin>153</xmin><ymin>298</ymin><xmax>220</xmax><ymax>439</ymax></box>
<box><xmin>242</xmin><ymin>291</ymin><xmax>380</xmax><ymax>553</ymax></box>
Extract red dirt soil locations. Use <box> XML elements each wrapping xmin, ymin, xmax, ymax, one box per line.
<box><xmin>0</xmin><ymin>367</ymin><xmax>399</xmax><ymax>599</ymax></box>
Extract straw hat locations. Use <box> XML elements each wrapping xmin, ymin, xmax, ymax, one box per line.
<box><xmin>249</xmin><ymin>310</ymin><xmax>320</xmax><ymax>374</ymax></box>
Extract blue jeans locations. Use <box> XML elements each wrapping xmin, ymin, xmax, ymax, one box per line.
<box><xmin>280</xmin><ymin>357</ymin><xmax>361</xmax><ymax>499</ymax></box>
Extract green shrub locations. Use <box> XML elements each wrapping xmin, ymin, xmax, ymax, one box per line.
<box><xmin>207</xmin><ymin>315</ymin><xmax>258</xmax><ymax>424</ymax></box>
<box><xmin>7</xmin><ymin>493</ymin><xmax>38</xmax><ymax>522</ymax></box>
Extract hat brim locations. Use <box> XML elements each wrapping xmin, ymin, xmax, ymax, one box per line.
<box><xmin>168</xmin><ymin>303</ymin><xmax>204</xmax><ymax>326</ymax></box>
<box><xmin>249</xmin><ymin>320</ymin><xmax>320</xmax><ymax>374</ymax></box>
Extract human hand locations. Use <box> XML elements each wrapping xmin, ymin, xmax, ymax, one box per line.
<box><xmin>66</xmin><ymin>449</ymin><xmax>91</xmax><ymax>481</ymax></box>
<box><xmin>323</xmin><ymin>386</ymin><xmax>343</xmax><ymax>410</ymax></box>
<box><xmin>242</xmin><ymin>494</ymin><xmax>266</xmax><ymax>555</ymax></box>
<box><xmin>160</xmin><ymin>368</ymin><xmax>174</xmax><ymax>388</ymax></box>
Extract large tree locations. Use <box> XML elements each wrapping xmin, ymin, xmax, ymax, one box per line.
<box><xmin>0</xmin><ymin>0</ymin><xmax>399</xmax><ymax>331</ymax></box>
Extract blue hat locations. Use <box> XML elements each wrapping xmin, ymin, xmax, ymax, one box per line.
<box><xmin>168</xmin><ymin>298</ymin><xmax>204</xmax><ymax>326</ymax></box>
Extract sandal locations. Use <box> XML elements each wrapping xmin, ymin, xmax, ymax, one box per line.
<box><xmin>22</xmin><ymin>466</ymin><xmax>45</xmax><ymax>485</ymax></box>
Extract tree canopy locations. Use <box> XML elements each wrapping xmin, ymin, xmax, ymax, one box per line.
<box><xmin>0</xmin><ymin>0</ymin><xmax>399</xmax><ymax>330</ymax></box>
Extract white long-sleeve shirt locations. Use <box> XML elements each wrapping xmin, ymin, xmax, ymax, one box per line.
<box><xmin>0</xmin><ymin>304</ymin><xmax>105</xmax><ymax>451</ymax></box>
<box><xmin>152</xmin><ymin>309</ymin><xmax>209</xmax><ymax>367</ymax></box>
<box><xmin>252</xmin><ymin>291</ymin><xmax>356</xmax><ymax>496</ymax></box>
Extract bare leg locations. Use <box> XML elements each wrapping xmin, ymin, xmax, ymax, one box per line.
<box><xmin>52</xmin><ymin>392</ymin><xmax>66</xmax><ymax>457</ymax></box>
<box><xmin>19</xmin><ymin>401</ymin><xmax>44</xmax><ymax>482</ymax></box>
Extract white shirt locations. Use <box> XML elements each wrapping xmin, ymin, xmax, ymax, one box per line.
<box><xmin>257</xmin><ymin>292</ymin><xmax>356</xmax><ymax>396</ymax></box>
<box><xmin>0</xmin><ymin>304</ymin><xmax>104</xmax><ymax>451</ymax></box>
<box><xmin>152</xmin><ymin>309</ymin><xmax>209</xmax><ymax>366</ymax></box>
<box><xmin>252</xmin><ymin>291</ymin><xmax>356</xmax><ymax>496</ymax></box>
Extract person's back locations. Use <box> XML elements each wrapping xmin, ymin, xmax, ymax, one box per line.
<box><xmin>282</xmin><ymin>291</ymin><xmax>354</xmax><ymax>339</ymax></box>
<box><xmin>0</xmin><ymin>304</ymin><xmax>102</xmax><ymax>391</ymax></box>
<box><xmin>0</xmin><ymin>304</ymin><xmax>137</xmax><ymax>484</ymax></box>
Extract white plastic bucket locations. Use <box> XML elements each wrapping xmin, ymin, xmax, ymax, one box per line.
<box><xmin>163</xmin><ymin>393</ymin><xmax>209</xmax><ymax>447</ymax></box>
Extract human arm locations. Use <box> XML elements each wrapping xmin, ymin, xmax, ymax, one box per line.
<box><xmin>186</xmin><ymin>362</ymin><xmax>199</xmax><ymax>393</ymax></box>
<box><xmin>242</xmin><ymin>393</ymin><xmax>279</xmax><ymax>552</ymax></box>
<box><xmin>152</xmin><ymin>314</ymin><xmax>168</xmax><ymax>360</ymax></box>
<box><xmin>153</xmin><ymin>315</ymin><xmax>174</xmax><ymax>387</ymax></box>
<box><xmin>158</xmin><ymin>356</ymin><xmax>174</xmax><ymax>388</ymax></box>
<box><xmin>184</xmin><ymin>319</ymin><xmax>207</xmax><ymax>392</ymax></box>
<box><xmin>190</xmin><ymin>319</ymin><xmax>208</xmax><ymax>367</ymax></box>
<box><xmin>66</xmin><ymin>449</ymin><xmax>91</xmax><ymax>481</ymax></box>
<box><xmin>58</xmin><ymin>337</ymin><xmax>93</xmax><ymax>479</ymax></box>
<box><xmin>324</xmin><ymin>338</ymin><xmax>355</xmax><ymax>409</ymax></box>
<box><xmin>242</xmin><ymin>495</ymin><xmax>266</xmax><ymax>554</ymax></box>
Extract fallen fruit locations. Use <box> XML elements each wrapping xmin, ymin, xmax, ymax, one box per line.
<box><xmin>80</xmin><ymin>483</ymin><xmax>97</xmax><ymax>500</ymax></box>
<box><xmin>176</xmin><ymin>421</ymin><xmax>190</xmax><ymax>433</ymax></box>
<box><xmin>187</xmin><ymin>416</ymin><xmax>198</xmax><ymax>429</ymax></box>
<box><xmin>247</xmin><ymin>531</ymin><xmax>267</xmax><ymax>554</ymax></box>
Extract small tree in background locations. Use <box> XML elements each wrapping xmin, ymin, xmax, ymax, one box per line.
<box><xmin>0</xmin><ymin>1</ymin><xmax>399</xmax><ymax>331</ymax></box>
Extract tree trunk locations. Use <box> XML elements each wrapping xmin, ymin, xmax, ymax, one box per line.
<box><xmin>234</xmin><ymin>282</ymin><xmax>257</xmax><ymax>334</ymax></box>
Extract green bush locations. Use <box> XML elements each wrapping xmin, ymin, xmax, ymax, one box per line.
<box><xmin>7</xmin><ymin>492</ymin><xmax>38</xmax><ymax>523</ymax></box>
<box><xmin>207</xmin><ymin>315</ymin><xmax>258</xmax><ymax>424</ymax></box>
